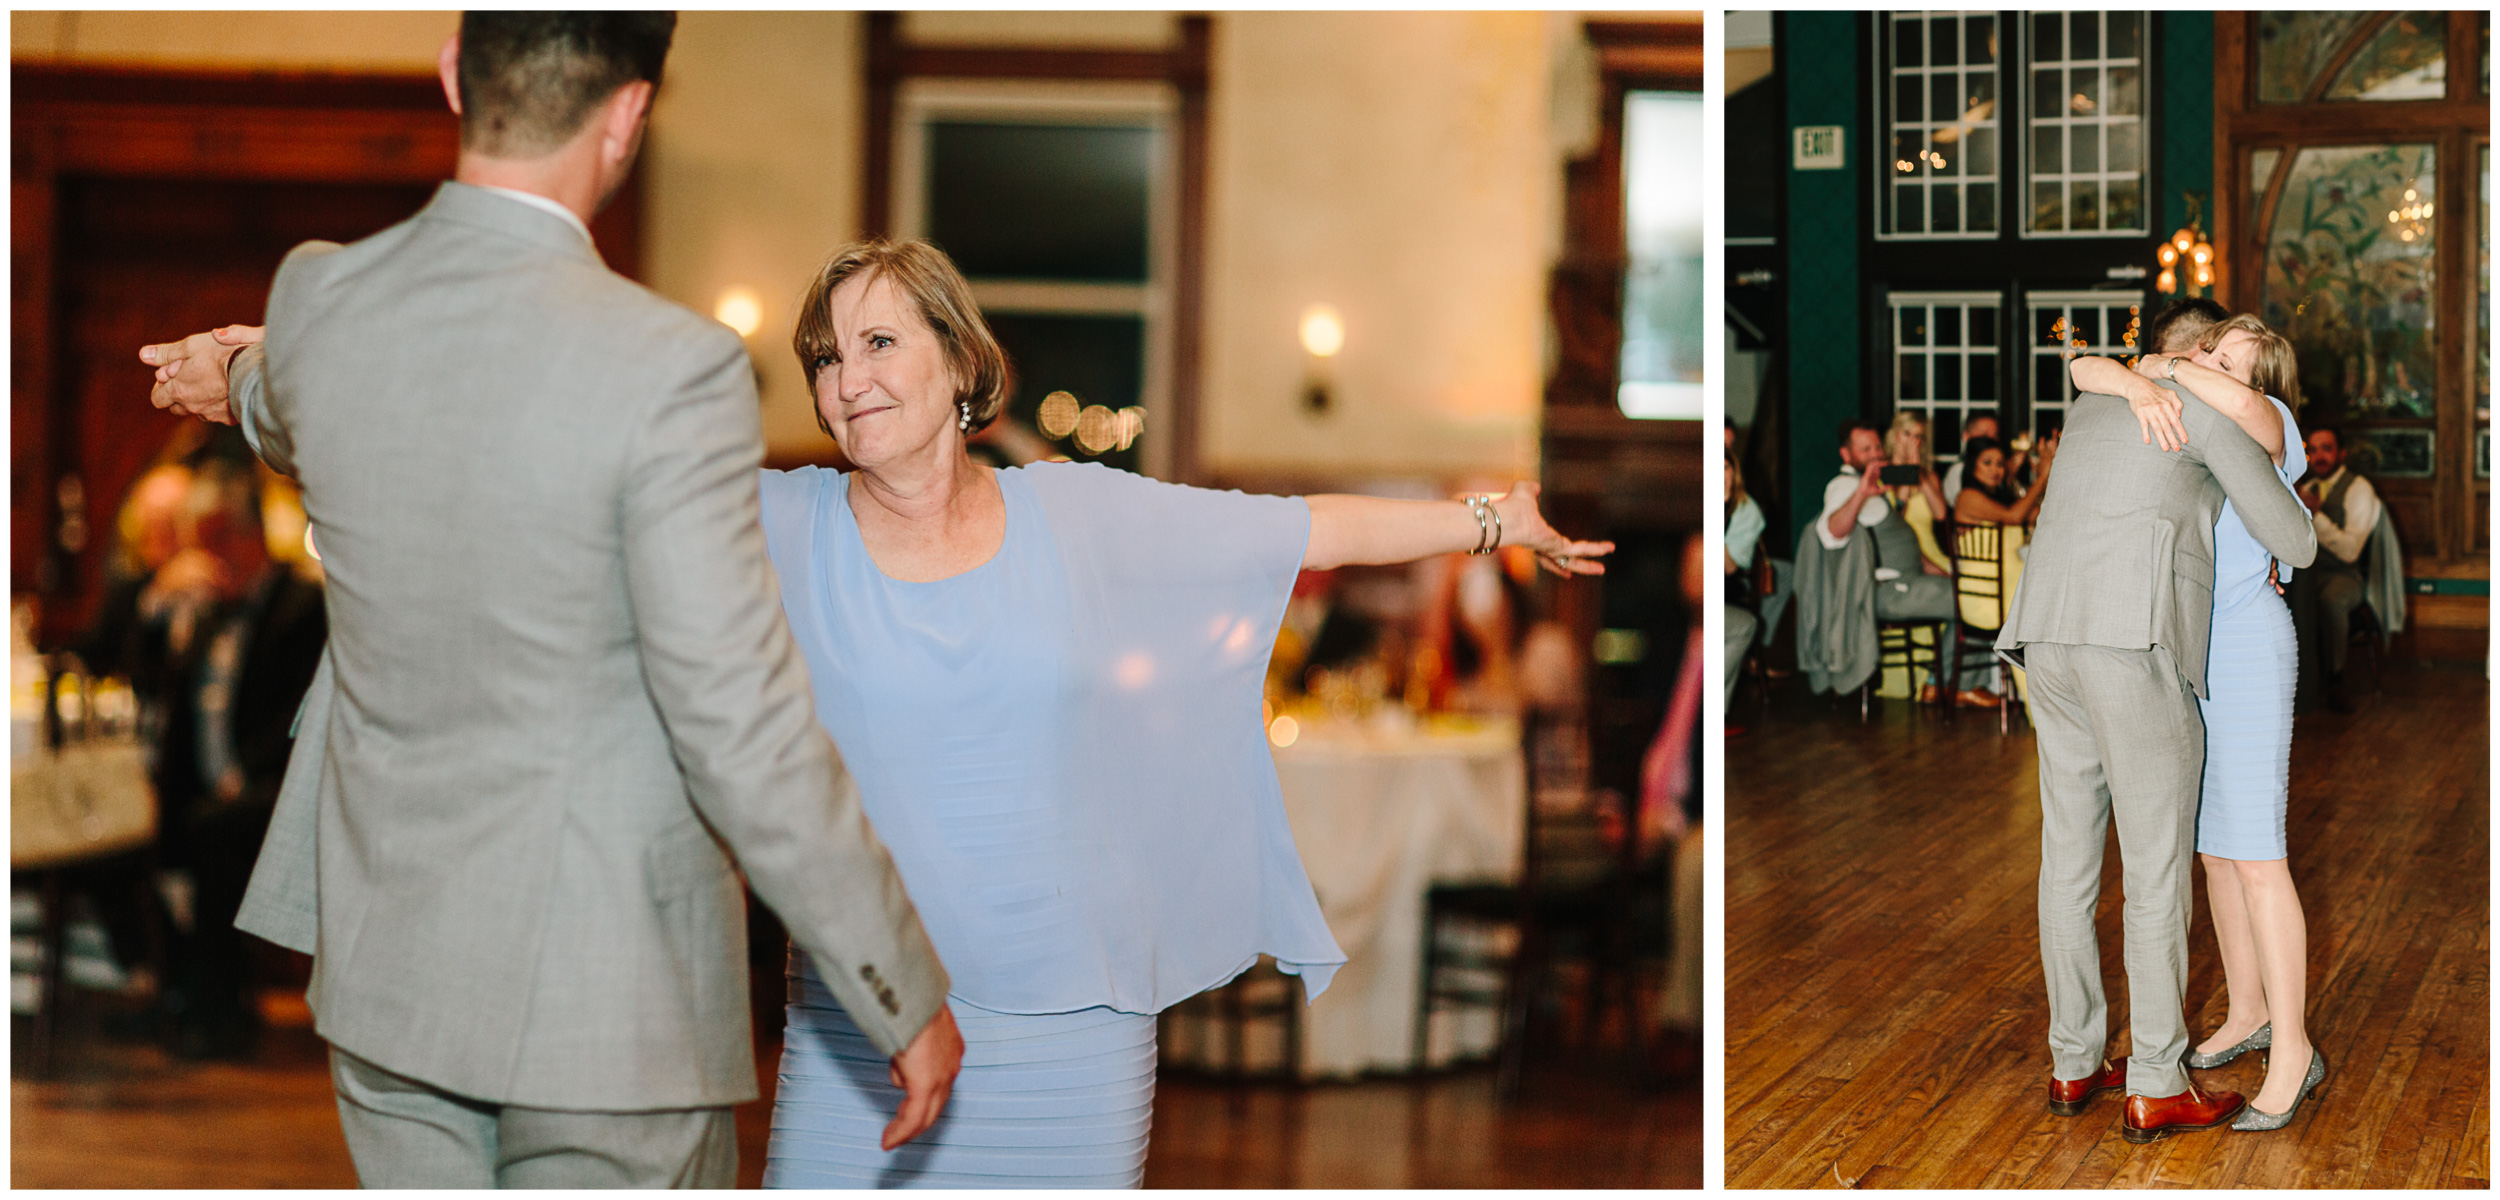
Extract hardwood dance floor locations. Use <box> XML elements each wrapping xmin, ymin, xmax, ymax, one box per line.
<box><xmin>14</xmin><ymin>991</ymin><xmax>1699</xmax><ymax>1187</ymax></box>
<box><xmin>1726</xmin><ymin>659</ymin><xmax>2489</xmax><ymax>1189</ymax></box>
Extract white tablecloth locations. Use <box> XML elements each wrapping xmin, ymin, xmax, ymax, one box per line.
<box><xmin>1164</xmin><ymin>714</ymin><xmax>1525</xmax><ymax>1078</ymax></box>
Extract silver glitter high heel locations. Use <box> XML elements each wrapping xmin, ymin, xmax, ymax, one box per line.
<box><xmin>2184</xmin><ymin>1021</ymin><xmax>2271</xmax><ymax>1069</ymax></box>
<box><xmin>2232</xmin><ymin>1045</ymin><xmax>2326</xmax><ymax>1131</ymax></box>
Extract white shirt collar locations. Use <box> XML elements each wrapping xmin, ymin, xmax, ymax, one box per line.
<box><xmin>474</xmin><ymin>185</ymin><xmax>594</xmax><ymax>244</ymax></box>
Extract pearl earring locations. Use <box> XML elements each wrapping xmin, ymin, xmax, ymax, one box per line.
<box><xmin>957</xmin><ymin>402</ymin><xmax>972</xmax><ymax>433</ymax></box>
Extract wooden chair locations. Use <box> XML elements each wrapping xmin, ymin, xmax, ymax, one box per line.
<box><xmin>1945</xmin><ymin>520</ymin><xmax>2017</xmax><ymax>733</ymax></box>
<box><xmin>1414</xmin><ymin>713</ymin><xmax>1631</xmax><ymax>1092</ymax></box>
<box><xmin>1165</xmin><ymin>956</ymin><xmax>1304</xmax><ymax>1082</ymax></box>
<box><xmin>1735</xmin><ymin>553</ymin><xmax>1776</xmax><ymax>718</ymax></box>
<box><xmin>1862</xmin><ymin>616</ymin><xmax>1953</xmax><ymax>723</ymax></box>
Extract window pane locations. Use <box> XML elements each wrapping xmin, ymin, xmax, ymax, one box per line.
<box><xmin>1897</xmin><ymin>183</ymin><xmax>1926</xmax><ymax>234</ymax></box>
<box><xmin>928</xmin><ymin>122</ymin><xmax>1152</xmax><ymax>282</ymax></box>
<box><xmin>1898</xmin><ymin>74</ymin><xmax>1924</xmax><ymax>124</ymax></box>
<box><xmin>1896</xmin><ymin>15</ymin><xmax>1924</xmax><ymax>69</ymax></box>
<box><xmin>2107</xmin><ymin>177</ymin><xmax>2141</xmax><ymax>230</ymax></box>
<box><xmin>2108</xmin><ymin>12</ymin><xmax>2142</xmax><ymax>60</ymax></box>
<box><xmin>2258</xmin><ymin>13</ymin><xmax>2372</xmax><ymax>103</ymax></box>
<box><xmin>1619</xmin><ymin>91</ymin><xmax>1704</xmax><ymax>419</ymax></box>
<box><xmin>2108</xmin><ymin>67</ymin><xmax>2141</xmax><ymax>117</ymax></box>
<box><xmin>1971</xmin><ymin>306</ymin><xmax>1997</xmax><ymax>347</ymax></box>
<box><xmin>1901</xmin><ymin>353</ymin><xmax>1929</xmax><ymax>398</ymax></box>
<box><xmin>1966</xmin><ymin>16</ymin><xmax>1996</xmax><ymax>68</ymax></box>
<box><xmin>988</xmin><ymin>312</ymin><xmax>1147</xmax><ymax>470</ymax></box>
<box><xmin>2248</xmin><ymin>147</ymin><xmax>2282</xmax><ymax>225</ymax></box>
<box><xmin>2108</xmin><ymin>123</ymin><xmax>2140</xmax><ymax>173</ymax></box>
<box><xmin>2258</xmin><ymin>144</ymin><xmax>2438</xmax><ymax>421</ymax></box>
<box><xmin>1930</xmin><ymin>15</ymin><xmax>1959</xmax><ymax>67</ymax></box>
<box><xmin>1901</xmin><ymin>305</ymin><xmax>1928</xmax><ymax>348</ymax></box>
<box><xmin>1969</xmin><ymin>183</ymin><xmax>1998</xmax><ymax>232</ymax></box>
<box><xmin>2072</xmin><ymin>180</ymin><xmax>2101</xmax><ymax>228</ymax></box>
<box><xmin>2033</xmin><ymin>68</ymin><xmax>2062</xmax><ymax>125</ymax></box>
<box><xmin>1968</xmin><ymin>126</ymin><xmax>1998</xmax><ymax>176</ymax></box>
<box><xmin>2070</xmin><ymin>67</ymin><xmax>2100</xmax><ymax>117</ymax></box>
<box><xmin>1936</xmin><ymin>305</ymin><xmax>1963</xmax><ymax>347</ymax></box>
<box><xmin>2324</xmin><ymin>11</ymin><xmax>2449</xmax><ymax>102</ymax></box>
<box><xmin>2073</xmin><ymin>12</ymin><xmax>2099</xmax><ymax>60</ymax></box>
<box><xmin>1970</xmin><ymin>352</ymin><xmax>1998</xmax><ymax>400</ymax></box>
<box><xmin>2032</xmin><ymin>182</ymin><xmax>2064</xmax><ymax>231</ymax></box>
<box><xmin>2033</xmin><ymin>12</ymin><xmax>2061</xmax><ymax>63</ymax></box>
<box><xmin>2072</xmin><ymin>127</ymin><xmax>2100</xmax><ymax>174</ymax></box>
<box><xmin>2032</xmin><ymin>124</ymin><xmax>2062</xmax><ymax>175</ymax></box>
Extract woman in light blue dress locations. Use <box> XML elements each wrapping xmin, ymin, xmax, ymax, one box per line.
<box><xmin>754</xmin><ymin>239</ymin><xmax>1614</xmax><ymax>1187</ymax></box>
<box><xmin>2079</xmin><ymin>312</ymin><xmax>2323</xmax><ymax>1130</ymax></box>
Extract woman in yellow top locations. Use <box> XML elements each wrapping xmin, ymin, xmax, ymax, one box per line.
<box><xmin>1883</xmin><ymin>411</ymin><xmax>1954</xmax><ymax>575</ymax></box>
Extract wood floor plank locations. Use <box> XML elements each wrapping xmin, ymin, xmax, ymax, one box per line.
<box><xmin>1728</xmin><ymin>660</ymin><xmax>2488</xmax><ymax>1188</ymax></box>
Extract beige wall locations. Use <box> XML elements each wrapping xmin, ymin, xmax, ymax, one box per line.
<box><xmin>16</xmin><ymin>10</ymin><xmax>1597</xmax><ymax>479</ymax></box>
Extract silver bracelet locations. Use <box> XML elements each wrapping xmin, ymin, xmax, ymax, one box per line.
<box><xmin>1462</xmin><ymin>495</ymin><xmax>1502</xmax><ymax>555</ymax></box>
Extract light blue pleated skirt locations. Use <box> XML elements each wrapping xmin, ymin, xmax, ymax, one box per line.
<box><xmin>2195</xmin><ymin>594</ymin><xmax>2296</xmax><ymax>860</ymax></box>
<box><xmin>763</xmin><ymin>954</ymin><xmax>1156</xmax><ymax>1189</ymax></box>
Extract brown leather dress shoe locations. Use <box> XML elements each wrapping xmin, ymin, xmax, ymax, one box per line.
<box><xmin>2048</xmin><ymin>1056</ymin><xmax>2126</xmax><ymax>1116</ymax></box>
<box><xmin>2122</xmin><ymin>1082</ymin><xmax>2246</xmax><ymax>1143</ymax></box>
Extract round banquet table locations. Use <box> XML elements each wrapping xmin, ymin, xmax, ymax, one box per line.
<box><xmin>1162</xmin><ymin>712</ymin><xmax>1525</xmax><ymax>1079</ymax></box>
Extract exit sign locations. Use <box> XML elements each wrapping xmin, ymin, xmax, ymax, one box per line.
<box><xmin>1794</xmin><ymin>125</ymin><xmax>1844</xmax><ymax>170</ymax></box>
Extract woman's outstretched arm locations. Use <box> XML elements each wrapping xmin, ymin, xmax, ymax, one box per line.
<box><xmin>1304</xmin><ymin>482</ymin><xmax>1614</xmax><ymax>575</ymax></box>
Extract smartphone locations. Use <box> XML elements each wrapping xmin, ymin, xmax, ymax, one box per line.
<box><xmin>1878</xmin><ymin>465</ymin><xmax>1923</xmax><ymax>487</ymax></box>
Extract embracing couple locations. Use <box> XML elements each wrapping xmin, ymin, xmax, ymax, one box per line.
<box><xmin>1997</xmin><ymin>297</ymin><xmax>2327</xmax><ymax>1143</ymax></box>
<box><xmin>142</xmin><ymin>12</ymin><xmax>1612</xmax><ymax>1189</ymax></box>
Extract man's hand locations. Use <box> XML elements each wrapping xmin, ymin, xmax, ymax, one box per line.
<box><xmin>139</xmin><ymin>325</ymin><xmax>263</xmax><ymax>425</ymax></box>
<box><xmin>882</xmin><ymin>1005</ymin><xmax>964</xmax><ymax>1151</ymax></box>
<box><xmin>2298</xmin><ymin>485</ymin><xmax>2323</xmax><ymax>514</ymax></box>
<box><xmin>1856</xmin><ymin>456</ymin><xmax>1890</xmax><ymax>497</ymax></box>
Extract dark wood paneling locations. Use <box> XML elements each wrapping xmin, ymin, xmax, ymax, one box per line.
<box><xmin>11</xmin><ymin>65</ymin><xmax>645</xmax><ymax>641</ymax></box>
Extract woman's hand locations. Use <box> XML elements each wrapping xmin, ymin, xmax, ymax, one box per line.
<box><xmin>1494</xmin><ymin>482</ymin><xmax>1615</xmax><ymax>577</ymax></box>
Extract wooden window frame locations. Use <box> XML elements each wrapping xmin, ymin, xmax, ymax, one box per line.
<box><xmin>2215</xmin><ymin>11</ymin><xmax>2490</xmax><ymax>561</ymax></box>
<box><xmin>859</xmin><ymin>12</ymin><xmax>1211</xmax><ymax>483</ymax></box>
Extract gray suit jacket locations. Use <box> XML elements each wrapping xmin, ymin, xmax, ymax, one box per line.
<box><xmin>227</xmin><ymin>182</ymin><xmax>947</xmax><ymax>1110</ymax></box>
<box><xmin>1997</xmin><ymin>383</ymin><xmax>2318</xmax><ymax>698</ymax></box>
<box><xmin>1793</xmin><ymin>523</ymin><xmax>1878</xmax><ymax>696</ymax></box>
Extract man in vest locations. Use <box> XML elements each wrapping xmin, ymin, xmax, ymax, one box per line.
<box><xmin>1815</xmin><ymin>418</ymin><xmax>1986</xmax><ymax>704</ymax></box>
<box><xmin>2290</xmin><ymin>426</ymin><xmax>2378</xmax><ymax>713</ymax></box>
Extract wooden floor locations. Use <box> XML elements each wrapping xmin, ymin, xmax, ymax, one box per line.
<box><xmin>13</xmin><ymin>992</ymin><xmax>1699</xmax><ymax>1188</ymax></box>
<box><xmin>1726</xmin><ymin>659</ymin><xmax>2490</xmax><ymax>1189</ymax></box>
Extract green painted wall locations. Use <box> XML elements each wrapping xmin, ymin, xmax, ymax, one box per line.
<box><xmin>2160</xmin><ymin>12</ymin><xmax>2215</xmax><ymax>237</ymax></box>
<box><xmin>1783</xmin><ymin>11</ymin><xmax>1863</xmax><ymax>535</ymax></box>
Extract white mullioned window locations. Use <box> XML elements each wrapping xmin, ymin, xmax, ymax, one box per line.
<box><xmin>1888</xmin><ymin>291</ymin><xmax>2003</xmax><ymax>457</ymax></box>
<box><xmin>1876</xmin><ymin>11</ymin><xmax>2003</xmax><ymax>240</ymax></box>
<box><xmin>2026</xmin><ymin>290</ymin><xmax>2147</xmax><ymax>437</ymax></box>
<box><xmin>2022</xmin><ymin>12</ymin><xmax>2150</xmax><ymax>237</ymax></box>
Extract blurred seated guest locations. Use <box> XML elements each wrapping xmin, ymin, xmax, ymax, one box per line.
<box><xmin>1639</xmin><ymin>533</ymin><xmax>1705</xmax><ymax>1078</ymax></box>
<box><xmin>1883</xmin><ymin>411</ymin><xmax>1954</xmax><ymax>575</ymax></box>
<box><xmin>1951</xmin><ymin>433</ymin><xmax>2058</xmax><ymax>532</ymax></box>
<box><xmin>1724</xmin><ymin>448</ymin><xmax>1762</xmax><ymax>712</ymax></box>
<box><xmin>2289</xmin><ymin>426</ymin><xmax>2393</xmax><ymax>713</ymax></box>
<box><xmin>1272</xmin><ymin>567</ymin><xmax>1386</xmax><ymax>695</ymax></box>
<box><xmin>1941</xmin><ymin>412</ymin><xmax>2014</xmax><ymax>501</ymax></box>
<box><xmin>145</xmin><ymin>454</ymin><xmax>327</xmax><ymax>1059</ymax></box>
<box><xmin>1439</xmin><ymin>549</ymin><xmax>1535</xmax><ymax>715</ymax></box>
<box><xmin>70</xmin><ymin>461</ymin><xmax>195</xmax><ymax>683</ymax></box>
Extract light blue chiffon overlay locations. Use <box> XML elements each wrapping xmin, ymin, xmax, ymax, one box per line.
<box><xmin>754</xmin><ymin>461</ymin><xmax>1346</xmax><ymax>1017</ymax></box>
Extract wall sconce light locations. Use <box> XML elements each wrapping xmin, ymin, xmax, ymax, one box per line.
<box><xmin>714</xmin><ymin>287</ymin><xmax>764</xmax><ymax>339</ymax></box>
<box><xmin>2154</xmin><ymin>193</ymin><xmax>2217</xmax><ymax>299</ymax></box>
<box><xmin>1299</xmin><ymin>304</ymin><xmax>1343</xmax><ymax>415</ymax></box>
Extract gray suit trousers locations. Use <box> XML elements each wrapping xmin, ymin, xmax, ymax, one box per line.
<box><xmin>330</xmin><ymin>1048</ymin><xmax>736</xmax><ymax>1188</ymax></box>
<box><xmin>2024</xmin><ymin>641</ymin><xmax>2202</xmax><ymax>1097</ymax></box>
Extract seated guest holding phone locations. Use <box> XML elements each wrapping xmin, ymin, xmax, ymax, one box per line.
<box><xmin>1883</xmin><ymin>411</ymin><xmax>1956</xmax><ymax>576</ymax></box>
<box><xmin>1814</xmin><ymin>418</ymin><xmax>1995</xmax><ymax>707</ymax></box>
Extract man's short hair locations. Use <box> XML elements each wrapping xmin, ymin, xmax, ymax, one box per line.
<box><xmin>2307</xmin><ymin>425</ymin><xmax>2344</xmax><ymax>450</ymax></box>
<box><xmin>1836</xmin><ymin>418</ymin><xmax>1883</xmax><ymax>450</ymax></box>
<box><xmin>2145</xmin><ymin>297</ymin><xmax>2230</xmax><ymax>355</ymax></box>
<box><xmin>457</xmin><ymin>12</ymin><xmax>677</xmax><ymax>157</ymax></box>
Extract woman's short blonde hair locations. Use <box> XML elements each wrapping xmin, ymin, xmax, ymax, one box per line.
<box><xmin>2197</xmin><ymin>313</ymin><xmax>2302</xmax><ymax>413</ymax></box>
<box><xmin>792</xmin><ymin>239</ymin><xmax>1011</xmax><ymax>436</ymax></box>
<box><xmin>1885</xmin><ymin>410</ymin><xmax>1933</xmax><ymax>469</ymax></box>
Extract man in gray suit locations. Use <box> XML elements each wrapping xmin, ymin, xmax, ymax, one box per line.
<box><xmin>1996</xmin><ymin>378</ymin><xmax>2314</xmax><ymax>1143</ymax></box>
<box><xmin>140</xmin><ymin>14</ymin><xmax>961</xmax><ymax>1187</ymax></box>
